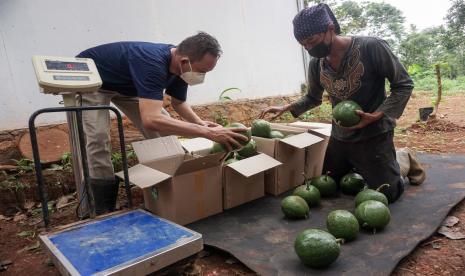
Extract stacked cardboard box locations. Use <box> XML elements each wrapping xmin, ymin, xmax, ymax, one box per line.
<box><xmin>252</xmin><ymin>125</ymin><xmax>325</xmax><ymax>195</ymax></box>
<box><xmin>284</xmin><ymin>122</ymin><xmax>331</xmax><ymax>178</ymax></box>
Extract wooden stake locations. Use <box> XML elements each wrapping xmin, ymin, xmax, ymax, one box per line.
<box><xmin>430</xmin><ymin>64</ymin><xmax>442</xmax><ymax>118</ymax></box>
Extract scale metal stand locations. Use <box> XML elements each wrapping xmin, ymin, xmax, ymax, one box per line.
<box><xmin>30</xmin><ymin>56</ymin><xmax>204</xmax><ymax>275</ymax></box>
<box><xmin>31</xmin><ymin>55</ymin><xmax>105</xmax><ymax>218</ymax></box>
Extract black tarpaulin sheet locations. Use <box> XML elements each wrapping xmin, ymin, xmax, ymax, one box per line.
<box><xmin>189</xmin><ymin>154</ymin><xmax>465</xmax><ymax>275</ymax></box>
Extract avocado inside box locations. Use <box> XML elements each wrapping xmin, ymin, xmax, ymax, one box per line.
<box><xmin>180</xmin><ymin>138</ymin><xmax>282</xmax><ymax>209</ymax></box>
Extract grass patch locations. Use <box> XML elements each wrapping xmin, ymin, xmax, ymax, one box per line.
<box><xmin>412</xmin><ymin>76</ymin><xmax>465</xmax><ymax>94</ymax></box>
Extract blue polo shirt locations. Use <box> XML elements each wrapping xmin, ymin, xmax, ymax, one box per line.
<box><xmin>77</xmin><ymin>42</ymin><xmax>188</xmax><ymax>101</ymax></box>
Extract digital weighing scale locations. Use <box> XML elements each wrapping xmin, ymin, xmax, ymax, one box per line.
<box><xmin>31</xmin><ymin>56</ymin><xmax>204</xmax><ymax>275</ymax></box>
<box><xmin>32</xmin><ymin>55</ymin><xmax>103</xmax><ymax>217</ymax></box>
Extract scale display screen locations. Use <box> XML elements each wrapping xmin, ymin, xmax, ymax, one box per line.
<box><xmin>45</xmin><ymin>60</ymin><xmax>90</xmax><ymax>71</ymax></box>
<box><xmin>53</xmin><ymin>75</ymin><xmax>90</xmax><ymax>81</ymax></box>
<box><xmin>32</xmin><ymin>55</ymin><xmax>102</xmax><ymax>93</ymax></box>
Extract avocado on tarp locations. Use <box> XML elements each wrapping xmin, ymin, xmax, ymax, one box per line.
<box><xmin>294</xmin><ymin>229</ymin><xmax>341</xmax><ymax>268</ymax></box>
<box><xmin>281</xmin><ymin>195</ymin><xmax>309</xmax><ymax>219</ymax></box>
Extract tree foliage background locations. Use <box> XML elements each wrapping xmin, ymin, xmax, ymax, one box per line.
<box><xmin>305</xmin><ymin>0</ymin><xmax>465</xmax><ymax>92</ymax></box>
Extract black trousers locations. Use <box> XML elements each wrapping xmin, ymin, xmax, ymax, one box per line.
<box><xmin>323</xmin><ymin>130</ymin><xmax>404</xmax><ymax>203</ymax></box>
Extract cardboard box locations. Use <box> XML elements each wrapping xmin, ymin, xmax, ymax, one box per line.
<box><xmin>116</xmin><ymin>136</ymin><xmax>224</xmax><ymax>225</ymax></box>
<box><xmin>286</xmin><ymin>122</ymin><xmax>332</xmax><ymax>178</ymax></box>
<box><xmin>181</xmin><ymin>138</ymin><xmax>282</xmax><ymax>210</ymax></box>
<box><xmin>252</xmin><ymin>125</ymin><xmax>324</xmax><ymax>195</ymax></box>
<box><xmin>222</xmin><ymin>154</ymin><xmax>281</xmax><ymax>209</ymax></box>
<box><xmin>287</xmin><ymin>121</ymin><xmax>332</xmax><ymax>138</ymax></box>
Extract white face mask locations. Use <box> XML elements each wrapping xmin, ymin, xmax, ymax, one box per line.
<box><xmin>180</xmin><ymin>59</ymin><xmax>206</xmax><ymax>86</ymax></box>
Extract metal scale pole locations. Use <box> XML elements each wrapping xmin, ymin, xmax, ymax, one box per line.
<box><xmin>62</xmin><ymin>92</ymin><xmax>95</xmax><ymax>218</ymax></box>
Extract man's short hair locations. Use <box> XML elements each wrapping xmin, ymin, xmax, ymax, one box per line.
<box><xmin>177</xmin><ymin>32</ymin><xmax>222</xmax><ymax>62</ymax></box>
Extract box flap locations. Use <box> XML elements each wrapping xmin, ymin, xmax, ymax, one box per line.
<box><xmin>227</xmin><ymin>153</ymin><xmax>282</xmax><ymax>177</ymax></box>
<box><xmin>132</xmin><ymin>136</ymin><xmax>185</xmax><ymax>164</ymax></box>
<box><xmin>269</xmin><ymin>123</ymin><xmax>310</xmax><ymax>133</ymax></box>
<box><xmin>115</xmin><ymin>164</ymin><xmax>171</xmax><ymax>188</ymax></box>
<box><xmin>288</xmin><ymin>122</ymin><xmax>332</xmax><ymax>137</ymax></box>
<box><xmin>310</xmin><ymin>127</ymin><xmax>331</xmax><ymax>137</ymax></box>
<box><xmin>180</xmin><ymin>137</ymin><xmax>214</xmax><ymax>156</ymax></box>
<box><xmin>173</xmin><ymin>152</ymin><xmax>224</xmax><ymax>176</ymax></box>
<box><xmin>143</xmin><ymin>157</ymin><xmax>184</xmax><ymax>176</ymax></box>
<box><xmin>288</xmin><ymin>121</ymin><xmax>331</xmax><ymax>129</ymax></box>
<box><xmin>280</xmin><ymin>132</ymin><xmax>324</xmax><ymax>149</ymax></box>
<box><xmin>252</xmin><ymin>136</ymin><xmax>276</xmax><ymax>157</ymax></box>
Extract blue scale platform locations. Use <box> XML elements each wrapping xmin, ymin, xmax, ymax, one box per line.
<box><xmin>40</xmin><ymin>209</ymin><xmax>202</xmax><ymax>275</ymax></box>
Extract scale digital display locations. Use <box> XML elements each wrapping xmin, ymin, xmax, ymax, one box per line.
<box><xmin>45</xmin><ymin>60</ymin><xmax>90</xmax><ymax>71</ymax></box>
<box><xmin>53</xmin><ymin>75</ymin><xmax>90</xmax><ymax>81</ymax></box>
<box><xmin>32</xmin><ymin>55</ymin><xmax>102</xmax><ymax>93</ymax></box>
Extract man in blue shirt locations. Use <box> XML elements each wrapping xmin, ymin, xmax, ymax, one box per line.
<box><xmin>77</xmin><ymin>32</ymin><xmax>246</xmax><ymax>214</ymax></box>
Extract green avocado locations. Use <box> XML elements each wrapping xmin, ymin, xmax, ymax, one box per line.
<box><xmin>293</xmin><ymin>184</ymin><xmax>321</xmax><ymax>207</ymax></box>
<box><xmin>332</xmin><ymin>100</ymin><xmax>362</xmax><ymax>127</ymax></box>
<box><xmin>281</xmin><ymin>195</ymin><xmax>309</xmax><ymax>219</ymax></box>
<box><xmin>311</xmin><ymin>175</ymin><xmax>338</xmax><ymax>197</ymax></box>
<box><xmin>326</xmin><ymin>210</ymin><xmax>359</xmax><ymax>242</ymax></box>
<box><xmin>355</xmin><ymin>200</ymin><xmax>391</xmax><ymax>230</ymax></box>
<box><xmin>270</xmin><ymin>130</ymin><xmax>285</xmax><ymax>139</ymax></box>
<box><xmin>340</xmin><ymin>172</ymin><xmax>365</xmax><ymax>195</ymax></box>
<box><xmin>251</xmin><ymin>119</ymin><xmax>272</xmax><ymax>138</ymax></box>
<box><xmin>354</xmin><ymin>184</ymin><xmax>390</xmax><ymax>207</ymax></box>
<box><xmin>294</xmin><ymin>229</ymin><xmax>341</xmax><ymax>268</ymax></box>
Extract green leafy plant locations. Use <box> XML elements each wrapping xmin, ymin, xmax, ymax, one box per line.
<box><xmin>126</xmin><ymin>146</ymin><xmax>136</xmax><ymax>160</ymax></box>
<box><xmin>12</xmin><ymin>158</ymin><xmax>34</xmax><ymax>173</ymax></box>
<box><xmin>45</xmin><ymin>152</ymin><xmax>72</xmax><ymax>171</ymax></box>
<box><xmin>61</xmin><ymin>152</ymin><xmax>72</xmax><ymax>170</ymax></box>
<box><xmin>17</xmin><ymin>230</ymin><xmax>36</xmax><ymax>238</ymax></box>
<box><xmin>211</xmin><ymin>87</ymin><xmax>242</xmax><ymax>126</ymax></box>
<box><xmin>111</xmin><ymin>146</ymin><xmax>137</xmax><ymax>171</ymax></box>
<box><xmin>111</xmin><ymin>152</ymin><xmax>123</xmax><ymax>171</ymax></box>
<box><xmin>0</xmin><ymin>175</ymin><xmax>28</xmax><ymax>192</ymax></box>
<box><xmin>299</xmin><ymin>102</ymin><xmax>332</xmax><ymax>122</ymax></box>
<box><xmin>218</xmin><ymin>87</ymin><xmax>241</xmax><ymax>102</ymax></box>
<box><xmin>274</xmin><ymin>111</ymin><xmax>294</xmax><ymax>123</ymax></box>
<box><xmin>213</xmin><ymin>111</ymin><xmax>229</xmax><ymax>126</ymax></box>
<box><xmin>31</xmin><ymin>201</ymin><xmax>55</xmax><ymax>217</ymax></box>
<box><xmin>0</xmin><ymin>172</ymin><xmax>16</xmax><ymax>191</ymax></box>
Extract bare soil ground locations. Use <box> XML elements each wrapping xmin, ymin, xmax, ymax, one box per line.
<box><xmin>1</xmin><ymin>92</ymin><xmax>464</xmax><ymax>275</ymax></box>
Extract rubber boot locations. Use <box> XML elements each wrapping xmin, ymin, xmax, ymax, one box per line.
<box><xmin>106</xmin><ymin>177</ymin><xmax>120</xmax><ymax>212</ymax></box>
<box><xmin>90</xmin><ymin>178</ymin><xmax>119</xmax><ymax>215</ymax></box>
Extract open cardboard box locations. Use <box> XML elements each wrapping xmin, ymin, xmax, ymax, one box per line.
<box><xmin>116</xmin><ymin>136</ymin><xmax>224</xmax><ymax>225</ymax></box>
<box><xmin>284</xmin><ymin>122</ymin><xmax>332</xmax><ymax>178</ymax></box>
<box><xmin>287</xmin><ymin>121</ymin><xmax>332</xmax><ymax>138</ymax></box>
<box><xmin>252</xmin><ymin>124</ymin><xmax>325</xmax><ymax>195</ymax></box>
<box><xmin>181</xmin><ymin>138</ymin><xmax>282</xmax><ymax>209</ymax></box>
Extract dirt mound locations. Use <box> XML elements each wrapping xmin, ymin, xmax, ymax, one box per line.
<box><xmin>408</xmin><ymin>119</ymin><xmax>465</xmax><ymax>134</ymax></box>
